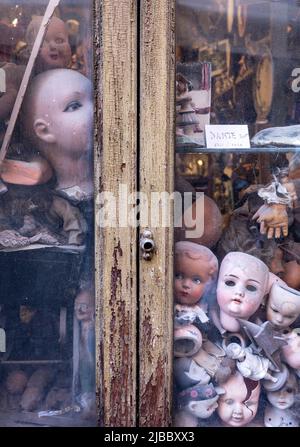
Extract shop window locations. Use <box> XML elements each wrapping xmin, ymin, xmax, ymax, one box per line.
<box><xmin>0</xmin><ymin>0</ymin><xmax>96</xmax><ymax>426</ymax></box>
<box><xmin>174</xmin><ymin>0</ymin><xmax>300</xmax><ymax>428</ymax></box>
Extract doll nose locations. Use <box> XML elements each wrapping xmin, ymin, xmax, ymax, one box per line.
<box><xmin>182</xmin><ymin>279</ymin><xmax>191</xmax><ymax>289</ymax></box>
<box><xmin>49</xmin><ymin>40</ymin><xmax>57</xmax><ymax>50</ymax></box>
<box><xmin>232</xmin><ymin>404</ymin><xmax>243</xmax><ymax>416</ymax></box>
<box><xmin>235</xmin><ymin>286</ymin><xmax>245</xmax><ymax>297</ymax></box>
<box><xmin>278</xmin><ymin>389</ymin><xmax>286</xmax><ymax>399</ymax></box>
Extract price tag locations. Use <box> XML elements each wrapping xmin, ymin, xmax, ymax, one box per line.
<box><xmin>205</xmin><ymin>124</ymin><xmax>250</xmax><ymax>148</ymax></box>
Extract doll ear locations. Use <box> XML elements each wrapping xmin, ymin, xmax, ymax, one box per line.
<box><xmin>34</xmin><ymin>118</ymin><xmax>56</xmax><ymax>144</ymax></box>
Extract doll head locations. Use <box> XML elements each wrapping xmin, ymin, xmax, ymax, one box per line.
<box><xmin>174</xmin><ymin>241</ymin><xmax>218</xmax><ymax>305</ymax></box>
<box><xmin>217</xmin><ymin>252</ymin><xmax>269</xmax><ymax>332</ymax></box>
<box><xmin>282</xmin><ymin>328</ymin><xmax>300</xmax><ymax>369</ymax></box>
<box><xmin>26</xmin><ymin>16</ymin><xmax>71</xmax><ymax>73</ymax></box>
<box><xmin>217</xmin><ymin>372</ymin><xmax>261</xmax><ymax>427</ymax></box>
<box><xmin>75</xmin><ymin>286</ymin><xmax>94</xmax><ymax>323</ymax></box>
<box><xmin>177</xmin><ymin>383</ymin><xmax>220</xmax><ymax>419</ymax></box>
<box><xmin>266</xmin><ymin>283</ymin><xmax>300</xmax><ymax>330</ymax></box>
<box><xmin>21</xmin><ymin>69</ymin><xmax>93</xmax><ymax>192</ymax></box>
<box><xmin>266</xmin><ymin>370</ymin><xmax>298</xmax><ymax>410</ymax></box>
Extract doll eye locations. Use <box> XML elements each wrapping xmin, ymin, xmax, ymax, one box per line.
<box><xmin>175</xmin><ymin>273</ymin><xmax>183</xmax><ymax>280</ymax></box>
<box><xmin>225</xmin><ymin>399</ymin><xmax>234</xmax><ymax>405</ymax></box>
<box><xmin>192</xmin><ymin>276</ymin><xmax>201</xmax><ymax>284</ymax></box>
<box><xmin>246</xmin><ymin>400</ymin><xmax>256</xmax><ymax>406</ymax></box>
<box><xmin>271</xmin><ymin>307</ymin><xmax>279</xmax><ymax>313</ymax></box>
<box><xmin>64</xmin><ymin>100</ymin><xmax>82</xmax><ymax>112</ymax></box>
<box><xmin>286</xmin><ymin>387</ymin><xmax>293</xmax><ymax>393</ymax></box>
<box><xmin>225</xmin><ymin>280</ymin><xmax>235</xmax><ymax>287</ymax></box>
<box><xmin>246</xmin><ymin>284</ymin><xmax>257</xmax><ymax>292</ymax></box>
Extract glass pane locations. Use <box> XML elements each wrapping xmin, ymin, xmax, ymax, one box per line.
<box><xmin>175</xmin><ymin>0</ymin><xmax>300</xmax><ymax>428</ymax></box>
<box><xmin>0</xmin><ymin>0</ymin><xmax>96</xmax><ymax>426</ymax></box>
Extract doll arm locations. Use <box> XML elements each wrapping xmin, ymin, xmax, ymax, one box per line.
<box><xmin>252</xmin><ymin>177</ymin><xmax>300</xmax><ymax>239</ymax></box>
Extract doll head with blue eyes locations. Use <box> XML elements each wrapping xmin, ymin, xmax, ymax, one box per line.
<box><xmin>21</xmin><ymin>69</ymin><xmax>93</xmax><ymax>199</ymax></box>
<box><xmin>217</xmin><ymin>252</ymin><xmax>270</xmax><ymax>332</ymax></box>
<box><xmin>174</xmin><ymin>241</ymin><xmax>218</xmax><ymax>306</ymax></box>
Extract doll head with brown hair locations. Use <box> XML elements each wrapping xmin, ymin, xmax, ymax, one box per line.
<box><xmin>174</xmin><ymin>241</ymin><xmax>218</xmax><ymax>306</ymax></box>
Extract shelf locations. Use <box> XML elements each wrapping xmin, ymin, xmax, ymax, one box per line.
<box><xmin>0</xmin><ymin>360</ymin><xmax>68</xmax><ymax>365</ymax></box>
<box><xmin>176</xmin><ymin>146</ymin><xmax>300</xmax><ymax>153</ymax></box>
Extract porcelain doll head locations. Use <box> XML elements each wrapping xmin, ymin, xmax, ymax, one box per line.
<box><xmin>75</xmin><ymin>287</ymin><xmax>94</xmax><ymax>323</ymax></box>
<box><xmin>266</xmin><ymin>370</ymin><xmax>298</xmax><ymax>410</ymax></box>
<box><xmin>174</xmin><ymin>242</ymin><xmax>218</xmax><ymax>305</ymax></box>
<box><xmin>217</xmin><ymin>252</ymin><xmax>269</xmax><ymax>332</ymax></box>
<box><xmin>26</xmin><ymin>16</ymin><xmax>71</xmax><ymax>73</ymax></box>
<box><xmin>174</xmin><ymin>357</ymin><xmax>210</xmax><ymax>390</ymax></box>
<box><xmin>177</xmin><ymin>383</ymin><xmax>220</xmax><ymax>419</ymax></box>
<box><xmin>21</xmin><ymin>69</ymin><xmax>93</xmax><ymax>196</ymax></box>
<box><xmin>282</xmin><ymin>329</ymin><xmax>300</xmax><ymax>369</ymax></box>
<box><xmin>217</xmin><ymin>372</ymin><xmax>261</xmax><ymax>427</ymax></box>
<box><xmin>266</xmin><ymin>283</ymin><xmax>300</xmax><ymax>330</ymax></box>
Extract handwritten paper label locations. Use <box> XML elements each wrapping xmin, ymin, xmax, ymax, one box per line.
<box><xmin>205</xmin><ymin>124</ymin><xmax>250</xmax><ymax>148</ymax></box>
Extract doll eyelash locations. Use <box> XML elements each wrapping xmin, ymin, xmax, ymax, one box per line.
<box><xmin>64</xmin><ymin>101</ymin><xmax>82</xmax><ymax>112</ymax></box>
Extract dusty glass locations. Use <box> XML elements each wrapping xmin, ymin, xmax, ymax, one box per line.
<box><xmin>0</xmin><ymin>0</ymin><xmax>95</xmax><ymax>426</ymax></box>
<box><xmin>174</xmin><ymin>0</ymin><xmax>300</xmax><ymax>428</ymax></box>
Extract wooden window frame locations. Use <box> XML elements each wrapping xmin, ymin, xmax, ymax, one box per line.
<box><xmin>96</xmin><ymin>0</ymin><xmax>175</xmax><ymax>427</ymax></box>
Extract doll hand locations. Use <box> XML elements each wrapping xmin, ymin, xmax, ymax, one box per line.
<box><xmin>252</xmin><ymin>203</ymin><xmax>288</xmax><ymax>239</ymax></box>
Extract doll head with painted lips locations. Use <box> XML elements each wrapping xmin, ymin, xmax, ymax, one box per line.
<box><xmin>174</xmin><ymin>241</ymin><xmax>218</xmax><ymax>306</ymax></box>
<box><xmin>26</xmin><ymin>16</ymin><xmax>71</xmax><ymax>74</ymax></box>
<box><xmin>217</xmin><ymin>372</ymin><xmax>260</xmax><ymax>427</ymax></box>
<box><xmin>217</xmin><ymin>252</ymin><xmax>269</xmax><ymax>332</ymax></box>
<box><xmin>266</xmin><ymin>370</ymin><xmax>298</xmax><ymax>410</ymax></box>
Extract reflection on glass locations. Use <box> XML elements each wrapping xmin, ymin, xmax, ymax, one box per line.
<box><xmin>175</xmin><ymin>0</ymin><xmax>300</xmax><ymax>428</ymax></box>
<box><xmin>0</xmin><ymin>0</ymin><xmax>95</xmax><ymax>426</ymax></box>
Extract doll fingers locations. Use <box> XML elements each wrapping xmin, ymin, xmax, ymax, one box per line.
<box><xmin>275</xmin><ymin>227</ymin><xmax>281</xmax><ymax>239</ymax></box>
<box><xmin>252</xmin><ymin>206</ymin><xmax>265</xmax><ymax>221</ymax></box>
<box><xmin>260</xmin><ymin>220</ymin><xmax>267</xmax><ymax>235</ymax></box>
<box><xmin>282</xmin><ymin>225</ymin><xmax>288</xmax><ymax>237</ymax></box>
<box><xmin>267</xmin><ymin>227</ymin><xmax>275</xmax><ymax>239</ymax></box>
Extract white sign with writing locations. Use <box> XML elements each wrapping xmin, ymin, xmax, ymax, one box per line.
<box><xmin>205</xmin><ymin>124</ymin><xmax>250</xmax><ymax>148</ymax></box>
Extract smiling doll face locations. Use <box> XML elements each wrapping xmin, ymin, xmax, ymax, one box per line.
<box><xmin>26</xmin><ymin>17</ymin><xmax>71</xmax><ymax>73</ymax></box>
